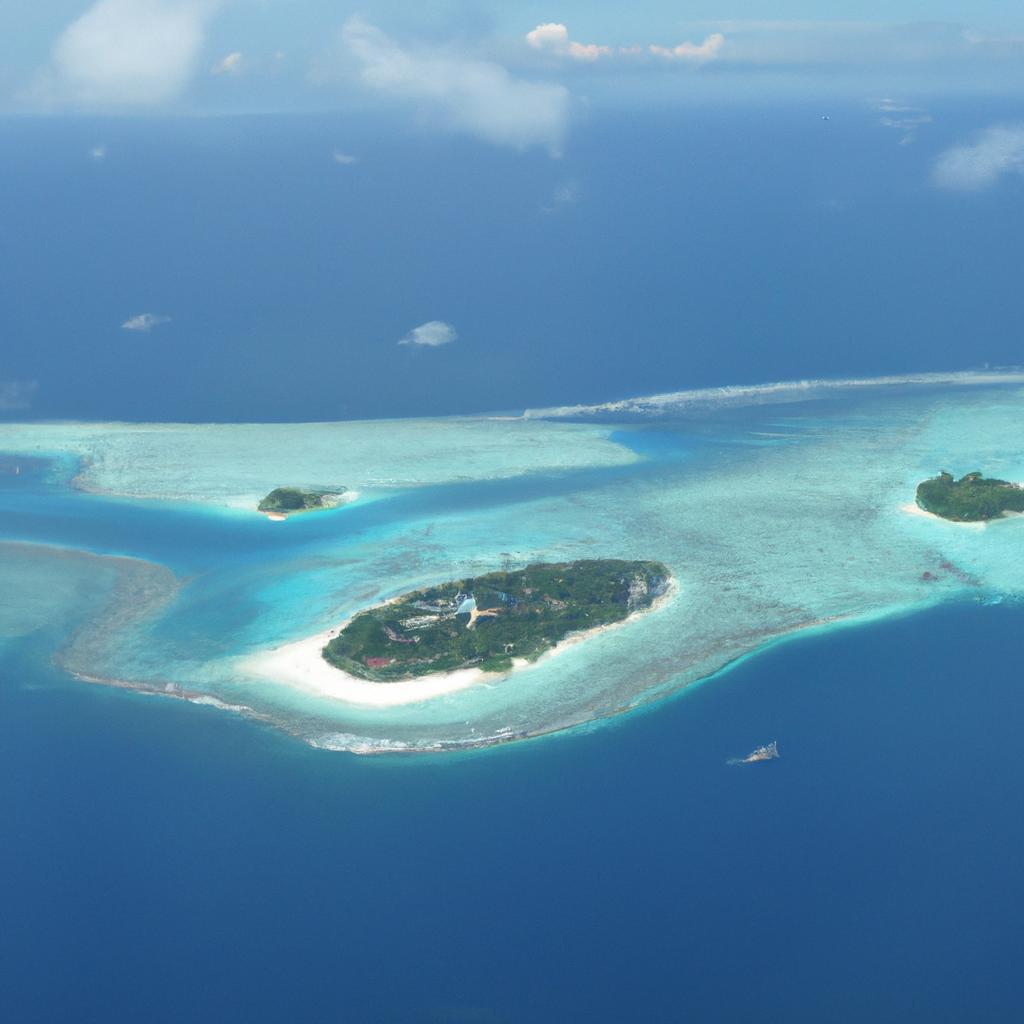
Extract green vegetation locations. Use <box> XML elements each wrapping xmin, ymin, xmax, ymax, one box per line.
<box><xmin>257</xmin><ymin>486</ymin><xmax>347</xmax><ymax>514</ymax></box>
<box><xmin>916</xmin><ymin>471</ymin><xmax>1024</xmax><ymax>522</ymax></box>
<box><xmin>323</xmin><ymin>559</ymin><xmax>671</xmax><ymax>680</ymax></box>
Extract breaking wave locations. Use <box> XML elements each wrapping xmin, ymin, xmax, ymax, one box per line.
<box><xmin>523</xmin><ymin>369</ymin><xmax>1024</xmax><ymax>421</ymax></box>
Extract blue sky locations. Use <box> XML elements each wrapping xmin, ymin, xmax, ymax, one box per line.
<box><xmin>3</xmin><ymin>1</ymin><xmax>1024</xmax><ymax>124</ymax></box>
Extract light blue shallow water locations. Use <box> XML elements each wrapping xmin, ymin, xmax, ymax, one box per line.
<box><xmin>4</xmin><ymin>379</ymin><xmax>1024</xmax><ymax>1020</ymax></box>
<box><xmin>3</xmin><ymin>378</ymin><xmax>1024</xmax><ymax>752</ymax></box>
<box><xmin>6</xmin><ymin>99</ymin><xmax>1024</xmax><ymax>1022</ymax></box>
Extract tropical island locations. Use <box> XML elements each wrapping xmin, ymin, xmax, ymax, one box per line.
<box><xmin>915</xmin><ymin>471</ymin><xmax>1024</xmax><ymax>522</ymax></box>
<box><xmin>257</xmin><ymin>486</ymin><xmax>348</xmax><ymax>517</ymax></box>
<box><xmin>322</xmin><ymin>559</ymin><xmax>671</xmax><ymax>681</ymax></box>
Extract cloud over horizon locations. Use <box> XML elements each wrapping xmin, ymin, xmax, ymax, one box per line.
<box><xmin>10</xmin><ymin>11</ymin><xmax>1024</xmax><ymax>120</ymax></box>
<box><xmin>526</xmin><ymin>23</ymin><xmax>611</xmax><ymax>62</ymax></box>
<box><xmin>122</xmin><ymin>312</ymin><xmax>171</xmax><ymax>332</ymax></box>
<box><xmin>37</xmin><ymin>0</ymin><xmax>221</xmax><ymax>107</ymax></box>
<box><xmin>933</xmin><ymin>125</ymin><xmax>1024</xmax><ymax>190</ymax></box>
<box><xmin>398</xmin><ymin>321</ymin><xmax>457</xmax><ymax>347</ymax></box>
<box><xmin>525</xmin><ymin>22</ymin><xmax>723</xmax><ymax>64</ymax></box>
<box><xmin>342</xmin><ymin>17</ymin><xmax>568</xmax><ymax>152</ymax></box>
<box><xmin>649</xmin><ymin>34</ymin><xmax>724</xmax><ymax>61</ymax></box>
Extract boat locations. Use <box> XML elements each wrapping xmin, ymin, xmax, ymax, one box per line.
<box><xmin>728</xmin><ymin>740</ymin><xmax>779</xmax><ymax>765</ymax></box>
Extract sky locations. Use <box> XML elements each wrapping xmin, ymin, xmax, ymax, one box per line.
<box><xmin>3</xmin><ymin>0</ymin><xmax>1024</xmax><ymax>119</ymax></box>
<box><xmin>1</xmin><ymin>1</ymin><xmax>1023</xmax><ymax>421</ymax></box>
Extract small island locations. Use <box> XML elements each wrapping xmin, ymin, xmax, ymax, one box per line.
<box><xmin>323</xmin><ymin>559</ymin><xmax>671</xmax><ymax>680</ymax></box>
<box><xmin>257</xmin><ymin>486</ymin><xmax>348</xmax><ymax>518</ymax></box>
<box><xmin>916</xmin><ymin>471</ymin><xmax>1024</xmax><ymax>522</ymax></box>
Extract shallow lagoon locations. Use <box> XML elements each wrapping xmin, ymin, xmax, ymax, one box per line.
<box><xmin>1</xmin><ymin>376</ymin><xmax>1023</xmax><ymax>752</ymax></box>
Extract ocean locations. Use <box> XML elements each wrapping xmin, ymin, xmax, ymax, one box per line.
<box><xmin>4</xmin><ymin>380</ymin><xmax>1023</xmax><ymax>753</ymax></box>
<box><xmin>4</xmin><ymin>597</ymin><xmax>1023</xmax><ymax>1022</ymax></box>
<box><xmin>4</xmin><ymin>103</ymin><xmax>1024</xmax><ymax>424</ymax></box>
<box><xmin>4</xmin><ymin>101</ymin><xmax>1024</xmax><ymax>1021</ymax></box>
<box><xmin>2</xmin><ymin>379</ymin><xmax>1024</xmax><ymax>1021</ymax></box>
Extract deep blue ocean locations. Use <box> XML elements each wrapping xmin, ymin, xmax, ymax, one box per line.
<box><xmin>3</xmin><ymin>102</ymin><xmax>1024</xmax><ymax>423</ymax></box>
<box><xmin>5</xmin><ymin>591</ymin><xmax>1024</xmax><ymax>1022</ymax></box>
<box><xmin>4</xmin><ymin>101</ymin><xmax>1024</xmax><ymax>1021</ymax></box>
<box><xmin>4</xmin><ymin>445</ymin><xmax>1024</xmax><ymax>1021</ymax></box>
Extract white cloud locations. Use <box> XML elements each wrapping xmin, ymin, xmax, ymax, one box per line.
<box><xmin>89</xmin><ymin>144</ymin><xmax>107</xmax><ymax>160</ymax></box>
<box><xmin>875</xmin><ymin>98</ymin><xmax>932</xmax><ymax>145</ymax></box>
<box><xmin>122</xmin><ymin>313</ymin><xmax>171</xmax><ymax>332</ymax></box>
<box><xmin>526</xmin><ymin>24</ymin><xmax>568</xmax><ymax>50</ymax></box>
<box><xmin>933</xmin><ymin>126</ymin><xmax>1024</xmax><ymax>190</ymax></box>
<box><xmin>332</xmin><ymin>150</ymin><xmax>357</xmax><ymax>165</ymax></box>
<box><xmin>40</xmin><ymin>0</ymin><xmax>221</xmax><ymax>106</ymax></box>
<box><xmin>398</xmin><ymin>321</ymin><xmax>457</xmax><ymax>347</ymax></box>
<box><xmin>0</xmin><ymin>380</ymin><xmax>38</xmax><ymax>411</ymax></box>
<box><xmin>342</xmin><ymin>17</ymin><xmax>568</xmax><ymax>152</ymax></box>
<box><xmin>211</xmin><ymin>51</ymin><xmax>243</xmax><ymax>75</ymax></box>
<box><xmin>650</xmin><ymin>33</ymin><xmax>725</xmax><ymax>61</ymax></box>
<box><xmin>525</xmin><ymin>23</ymin><xmax>721</xmax><ymax>64</ymax></box>
<box><xmin>566</xmin><ymin>41</ymin><xmax>612</xmax><ymax>61</ymax></box>
<box><xmin>526</xmin><ymin>23</ymin><xmax>611</xmax><ymax>62</ymax></box>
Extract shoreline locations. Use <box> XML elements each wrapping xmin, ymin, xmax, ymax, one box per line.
<box><xmin>260</xmin><ymin>491</ymin><xmax>359</xmax><ymax>521</ymax></box>
<box><xmin>899</xmin><ymin>502</ymin><xmax>987</xmax><ymax>528</ymax></box>
<box><xmin>238</xmin><ymin>579</ymin><xmax>678</xmax><ymax>709</ymax></box>
<box><xmin>66</xmin><ymin>588</ymin><xmax>962</xmax><ymax>758</ymax></box>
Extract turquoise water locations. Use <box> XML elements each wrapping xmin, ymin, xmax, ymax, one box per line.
<box><xmin>1</xmin><ymin>377</ymin><xmax>1024</xmax><ymax>752</ymax></box>
<box><xmin>5</xmin><ymin>378</ymin><xmax>1024</xmax><ymax>1020</ymax></box>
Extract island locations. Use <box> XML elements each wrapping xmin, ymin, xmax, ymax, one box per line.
<box><xmin>322</xmin><ymin>559</ymin><xmax>672</xmax><ymax>680</ymax></box>
<box><xmin>257</xmin><ymin>486</ymin><xmax>348</xmax><ymax>518</ymax></box>
<box><xmin>915</xmin><ymin>471</ymin><xmax>1024</xmax><ymax>522</ymax></box>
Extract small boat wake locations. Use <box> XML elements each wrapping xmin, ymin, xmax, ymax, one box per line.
<box><xmin>728</xmin><ymin>740</ymin><xmax>779</xmax><ymax>765</ymax></box>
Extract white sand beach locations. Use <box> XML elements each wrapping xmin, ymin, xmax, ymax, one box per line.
<box><xmin>240</xmin><ymin>628</ymin><xmax>490</xmax><ymax>707</ymax></box>
<box><xmin>900</xmin><ymin>502</ymin><xmax>987</xmax><ymax>528</ymax></box>
<box><xmin>240</xmin><ymin>580</ymin><xmax>678</xmax><ymax>709</ymax></box>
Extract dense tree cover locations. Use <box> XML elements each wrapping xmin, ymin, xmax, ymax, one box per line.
<box><xmin>916</xmin><ymin>471</ymin><xmax>1024</xmax><ymax>522</ymax></box>
<box><xmin>257</xmin><ymin>486</ymin><xmax>346</xmax><ymax>513</ymax></box>
<box><xmin>323</xmin><ymin>559</ymin><xmax>671</xmax><ymax>680</ymax></box>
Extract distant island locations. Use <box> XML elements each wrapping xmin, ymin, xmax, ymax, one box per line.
<box><xmin>323</xmin><ymin>559</ymin><xmax>671</xmax><ymax>680</ymax></box>
<box><xmin>257</xmin><ymin>486</ymin><xmax>348</xmax><ymax>518</ymax></box>
<box><xmin>916</xmin><ymin>471</ymin><xmax>1024</xmax><ymax>522</ymax></box>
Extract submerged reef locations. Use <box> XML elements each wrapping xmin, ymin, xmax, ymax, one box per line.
<box><xmin>323</xmin><ymin>560</ymin><xmax>671</xmax><ymax>679</ymax></box>
<box><xmin>2</xmin><ymin>376</ymin><xmax>1024</xmax><ymax>754</ymax></box>
<box><xmin>916</xmin><ymin>471</ymin><xmax>1024</xmax><ymax>522</ymax></box>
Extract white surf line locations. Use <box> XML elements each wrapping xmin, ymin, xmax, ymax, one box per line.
<box><xmin>522</xmin><ymin>369</ymin><xmax>1024</xmax><ymax>420</ymax></box>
